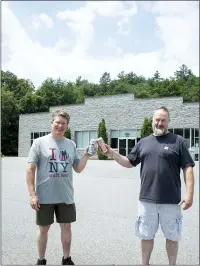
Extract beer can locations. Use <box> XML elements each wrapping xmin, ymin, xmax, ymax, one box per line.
<box><xmin>97</xmin><ymin>137</ymin><xmax>108</xmax><ymax>153</ymax></box>
<box><xmin>88</xmin><ymin>139</ymin><xmax>98</xmax><ymax>155</ymax></box>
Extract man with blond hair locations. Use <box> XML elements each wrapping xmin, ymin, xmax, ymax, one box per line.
<box><xmin>105</xmin><ymin>106</ymin><xmax>195</xmax><ymax>265</ymax></box>
<box><xmin>26</xmin><ymin>109</ymin><xmax>93</xmax><ymax>265</ymax></box>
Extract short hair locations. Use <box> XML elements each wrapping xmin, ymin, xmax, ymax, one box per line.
<box><xmin>153</xmin><ymin>106</ymin><xmax>170</xmax><ymax>120</ymax></box>
<box><xmin>51</xmin><ymin>109</ymin><xmax>70</xmax><ymax>124</ymax></box>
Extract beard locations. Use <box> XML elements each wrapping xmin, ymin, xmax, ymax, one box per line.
<box><xmin>153</xmin><ymin>127</ymin><xmax>165</xmax><ymax>136</ymax></box>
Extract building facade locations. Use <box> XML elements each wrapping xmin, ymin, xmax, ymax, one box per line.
<box><xmin>18</xmin><ymin>94</ymin><xmax>199</xmax><ymax>160</ymax></box>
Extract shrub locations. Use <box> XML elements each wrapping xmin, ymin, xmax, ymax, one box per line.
<box><xmin>97</xmin><ymin>118</ymin><xmax>108</xmax><ymax>160</ymax></box>
<box><xmin>141</xmin><ymin>117</ymin><xmax>153</xmax><ymax>138</ymax></box>
<box><xmin>65</xmin><ymin>128</ymin><xmax>72</xmax><ymax>139</ymax></box>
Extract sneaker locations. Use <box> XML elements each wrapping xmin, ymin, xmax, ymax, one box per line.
<box><xmin>61</xmin><ymin>256</ymin><xmax>75</xmax><ymax>265</ymax></box>
<box><xmin>36</xmin><ymin>258</ymin><xmax>47</xmax><ymax>265</ymax></box>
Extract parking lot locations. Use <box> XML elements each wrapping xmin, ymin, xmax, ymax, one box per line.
<box><xmin>2</xmin><ymin>158</ymin><xmax>199</xmax><ymax>265</ymax></box>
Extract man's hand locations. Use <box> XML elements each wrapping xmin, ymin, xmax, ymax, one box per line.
<box><xmin>104</xmin><ymin>144</ymin><xmax>114</xmax><ymax>158</ymax></box>
<box><xmin>83</xmin><ymin>146</ymin><xmax>96</xmax><ymax>159</ymax></box>
<box><xmin>30</xmin><ymin>195</ymin><xmax>40</xmax><ymax>211</ymax></box>
<box><xmin>73</xmin><ymin>147</ymin><xmax>94</xmax><ymax>173</ymax></box>
<box><xmin>178</xmin><ymin>196</ymin><xmax>193</xmax><ymax>210</ymax></box>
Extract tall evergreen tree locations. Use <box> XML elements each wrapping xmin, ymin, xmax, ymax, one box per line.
<box><xmin>97</xmin><ymin>119</ymin><xmax>108</xmax><ymax>160</ymax></box>
<box><xmin>141</xmin><ymin>118</ymin><xmax>153</xmax><ymax>138</ymax></box>
<box><xmin>65</xmin><ymin>128</ymin><xmax>72</xmax><ymax>139</ymax></box>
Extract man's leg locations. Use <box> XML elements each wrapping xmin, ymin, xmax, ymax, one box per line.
<box><xmin>36</xmin><ymin>204</ymin><xmax>54</xmax><ymax>264</ymax></box>
<box><xmin>159</xmin><ymin>204</ymin><xmax>182</xmax><ymax>265</ymax></box>
<box><xmin>60</xmin><ymin>223</ymin><xmax>72</xmax><ymax>258</ymax></box>
<box><xmin>135</xmin><ymin>201</ymin><xmax>159</xmax><ymax>265</ymax></box>
<box><xmin>55</xmin><ymin>203</ymin><xmax>76</xmax><ymax>265</ymax></box>
<box><xmin>166</xmin><ymin>239</ymin><xmax>178</xmax><ymax>265</ymax></box>
<box><xmin>141</xmin><ymin>239</ymin><xmax>154</xmax><ymax>265</ymax></box>
<box><xmin>37</xmin><ymin>225</ymin><xmax>51</xmax><ymax>260</ymax></box>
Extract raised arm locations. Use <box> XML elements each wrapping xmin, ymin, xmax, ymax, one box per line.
<box><xmin>104</xmin><ymin>144</ymin><xmax>133</xmax><ymax>168</ymax></box>
<box><xmin>73</xmin><ymin>153</ymin><xmax>90</xmax><ymax>173</ymax></box>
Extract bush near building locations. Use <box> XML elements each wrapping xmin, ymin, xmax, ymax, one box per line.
<box><xmin>65</xmin><ymin>128</ymin><xmax>72</xmax><ymax>139</ymax></box>
<box><xmin>141</xmin><ymin>118</ymin><xmax>153</xmax><ymax>138</ymax></box>
<box><xmin>97</xmin><ymin>118</ymin><xmax>108</xmax><ymax>160</ymax></box>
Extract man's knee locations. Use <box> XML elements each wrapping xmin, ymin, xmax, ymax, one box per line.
<box><xmin>60</xmin><ymin>223</ymin><xmax>71</xmax><ymax>233</ymax></box>
<box><xmin>38</xmin><ymin>225</ymin><xmax>51</xmax><ymax>234</ymax></box>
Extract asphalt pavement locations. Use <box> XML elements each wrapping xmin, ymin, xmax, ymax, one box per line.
<box><xmin>2</xmin><ymin>158</ymin><xmax>199</xmax><ymax>265</ymax></box>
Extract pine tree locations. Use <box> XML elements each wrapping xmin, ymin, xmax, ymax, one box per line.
<box><xmin>97</xmin><ymin>119</ymin><xmax>108</xmax><ymax>160</ymax></box>
<box><xmin>141</xmin><ymin>118</ymin><xmax>153</xmax><ymax>138</ymax></box>
<box><xmin>65</xmin><ymin>128</ymin><xmax>72</xmax><ymax>139</ymax></box>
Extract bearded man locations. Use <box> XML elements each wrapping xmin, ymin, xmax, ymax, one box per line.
<box><xmin>104</xmin><ymin>106</ymin><xmax>195</xmax><ymax>265</ymax></box>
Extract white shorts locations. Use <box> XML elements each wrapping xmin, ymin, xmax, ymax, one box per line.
<box><xmin>135</xmin><ymin>200</ymin><xmax>183</xmax><ymax>241</ymax></box>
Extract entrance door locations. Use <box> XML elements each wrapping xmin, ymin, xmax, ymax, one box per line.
<box><xmin>119</xmin><ymin>138</ymin><xmax>136</xmax><ymax>156</ymax></box>
<box><xmin>128</xmin><ymin>139</ymin><xmax>136</xmax><ymax>155</ymax></box>
<box><xmin>119</xmin><ymin>139</ymin><xmax>126</xmax><ymax>156</ymax></box>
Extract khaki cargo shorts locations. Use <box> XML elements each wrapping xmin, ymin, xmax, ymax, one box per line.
<box><xmin>135</xmin><ymin>200</ymin><xmax>182</xmax><ymax>241</ymax></box>
<box><xmin>36</xmin><ymin>203</ymin><xmax>76</xmax><ymax>226</ymax></box>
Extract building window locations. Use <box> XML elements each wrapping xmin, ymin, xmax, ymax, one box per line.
<box><xmin>31</xmin><ymin>132</ymin><xmax>50</xmax><ymax>146</ymax></box>
<box><xmin>174</xmin><ymin>128</ymin><xmax>183</xmax><ymax>137</ymax></box>
<box><xmin>111</xmin><ymin>138</ymin><xmax>118</xmax><ymax>148</ymax></box>
<box><xmin>195</xmin><ymin>128</ymin><xmax>199</xmax><ymax>147</ymax></box>
<box><xmin>191</xmin><ymin>128</ymin><xmax>195</xmax><ymax>147</ymax></box>
<box><xmin>168</xmin><ymin>128</ymin><xmax>199</xmax><ymax>150</ymax></box>
<box><xmin>75</xmin><ymin>130</ymin><xmax>97</xmax><ymax>148</ymax></box>
<box><xmin>184</xmin><ymin>128</ymin><xmax>190</xmax><ymax>147</ymax></box>
<box><xmin>119</xmin><ymin>129</ymin><xmax>137</xmax><ymax>138</ymax></box>
<box><xmin>110</xmin><ymin>129</ymin><xmax>141</xmax><ymax>149</ymax></box>
<box><xmin>111</xmin><ymin>130</ymin><xmax>118</xmax><ymax>148</ymax></box>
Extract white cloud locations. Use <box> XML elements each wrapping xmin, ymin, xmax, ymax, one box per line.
<box><xmin>56</xmin><ymin>1</ymin><xmax>137</xmax><ymax>55</ymax></box>
<box><xmin>53</xmin><ymin>39</ymin><xmax>74</xmax><ymax>55</ymax></box>
<box><xmin>152</xmin><ymin>1</ymin><xmax>199</xmax><ymax>74</ymax></box>
<box><xmin>117</xmin><ymin>17</ymin><xmax>131</xmax><ymax>36</ymax></box>
<box><xmin>104</xmin><ymin>37</ymin><xmax>123</xmax><ymax>56</ymax></box>
<box><xmin>146</xmin><ymin>1</ymin><xmax>198</xmax><ymax>17</ymax></box>
<box><xmin>32</xmin><ymin>13</ymin><xmax>54</xmax><ymax>30</ymax></box>
<box><xmin>86</xmin><ymin>1</ymin><xmax>137</xmax><ymax>18</ymax></box>
<box><xmin>2</xmin><ymin>1</ymin><xmax>199</xmax><ymax>89</ymax></box>
<box><xmin>39</xmin><ymin>13</ymin><xmax>54</xmax><ymax>28</ymax></box>
<box><xmin>32</xmin><ymin>19</ymin><xmax>41</xmax><ymax>30</ymax></box>
<box><xmin>57</xmin><ymin>6</ymin><xmax>95</xmax><ymax>56</ymax></box>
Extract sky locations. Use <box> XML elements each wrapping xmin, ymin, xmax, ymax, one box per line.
<box><xmin>2</xmin><ymin>1</ymin><xmax>199</xmax><ymax>88</ymax></box>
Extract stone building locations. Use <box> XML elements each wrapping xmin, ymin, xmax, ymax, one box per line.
<box><xmin>18</xmin><ymin>93</ymin><xmax>199</xmax><ymax>160</ymax></box>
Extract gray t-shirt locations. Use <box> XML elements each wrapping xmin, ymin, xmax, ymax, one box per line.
<box><xmin>28</xmin><ymin>134</ymin><xmax>81</xmax><ymax>204</ymax></box>
<box><xmin>127</xmin><ymin>132</ymin><xmax>195</xmax><ymax>204</ymax></box>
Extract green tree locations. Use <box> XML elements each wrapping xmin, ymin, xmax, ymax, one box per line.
<box><xmin>1</xmin><ymin>88</ymin><xmax>19</xmax><ymax>155</ymax></box>
<box><xmin>153</xmin><ymin>71</ymin><xmax>162</xmax><ymax>82</ymax></box>
<box><xmin>19</xmin><ymin>92</ymin><xmax>47</xmax><ymax>114</ymax></box>
<box><xmin>65</xmin><ymin>128</ymin><xmax>72</xmax><ymax>139</ymax></box>
<box><xmin>76</xmin><ymin>87</ymin><xmax>85</xmax><ymax>104</ymax></box>
<box><xmin>174</xmin><ymin>64</ymin><xmax>193</xmax><ymax>81</ymax></box>
<box><xmin>97</xmin><ymin>119</ymin><xmax>108</xmax><ymax>160</ymax></box>
<box><xmin>124</xmin><ymin>72</ymin><xmax>146</xmax><ymax>85</ymax></box>
<box><xmin>1</xmin><ymin>71</ymin><xmax>34</xmax><ymax>100</ymax></box>
<box><xmin>117</xmin><ymin>71</ymin><xmax>126</xmax><ymax>81</ymax></box>
<box><xmin>141</xmin><ymin>118</ymin><xmax>153</xmax><ymax>138</ymax></box>
<box><xmin>182</xmin><ymin>76</ymin><xmax>200</xmax><ymax>102</ymax></box>
<box><xmin>99</xmin><ymin>72</ymin><xmax>111</xmax><ymax>84</ymax></box>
